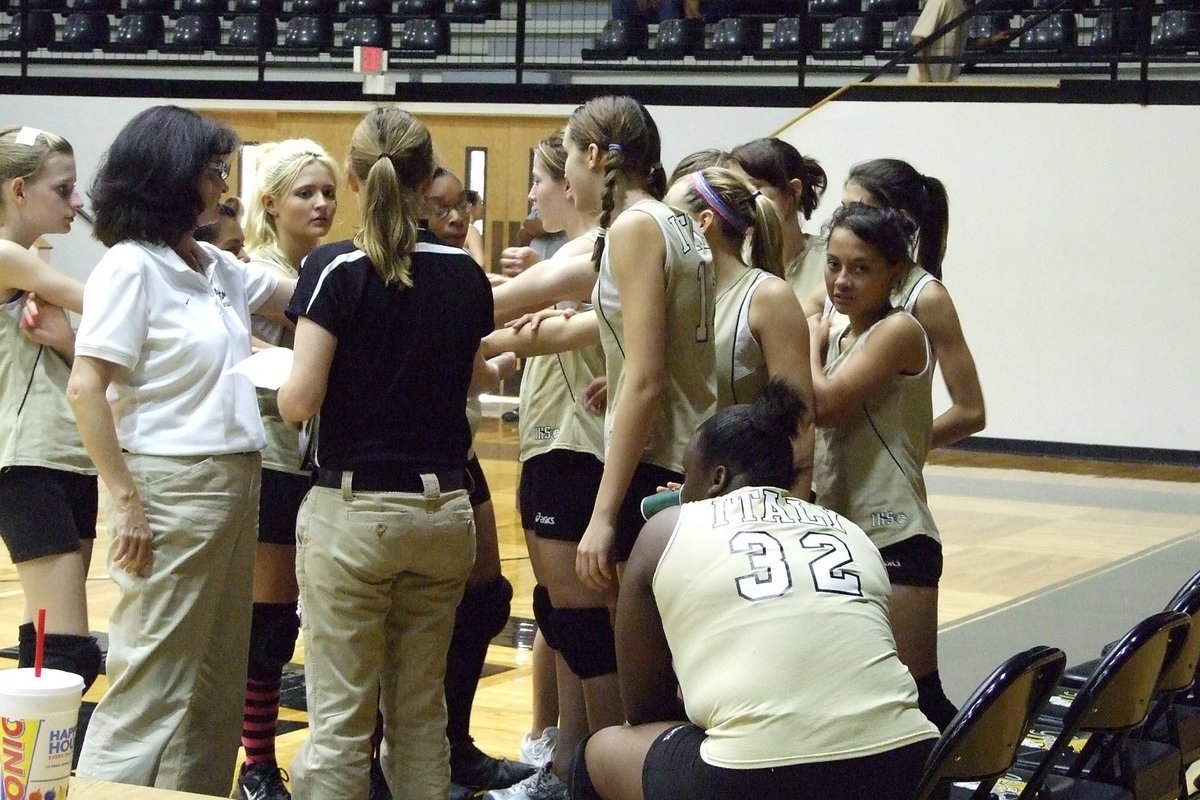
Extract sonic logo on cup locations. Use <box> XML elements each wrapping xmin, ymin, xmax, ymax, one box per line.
<box><xmin>2</xmin><ymin>716</ymin><xmax>35</xmax><ymax>800</ymax></box>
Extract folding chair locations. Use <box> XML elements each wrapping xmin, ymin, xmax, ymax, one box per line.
<box><xmin>1010</xmin><ymin>610</ymin><xmax>1191</xmax><ymax>800</ymax></box>
<box><xmin>912</xmin><ymin>645</ymin><xmax>1066</xmax><ymax>800</ymax></box>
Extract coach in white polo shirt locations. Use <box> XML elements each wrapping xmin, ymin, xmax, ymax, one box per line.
<box><xmin>67</xmin><ymin>106</ymin><xmax>294</xmax><ymax>797</ymax></box>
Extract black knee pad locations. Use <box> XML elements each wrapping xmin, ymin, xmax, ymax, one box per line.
<box><xmin>568</xmin><ymin>733</ymin><xmax>603</xmax><ymax>800</ymax></box>
<box><xmin>247</xmin><ymin>602</ymin><xmax>300</xmax><ymax>681</ymax></box>
<box><xmin>40</xmin><ymin>633</ymin><xmax>102</xmax><ymax>692</ymax></box>
<box><xmin>916</xmin><ymin>669</ymin><xmax>959</xmax><ymax>732</ymax></box>
<box><xmin>457</xmin><ymin>576</ymin><xmax>512</xmax><ymax>645</ymax></box>
<box><xmin>17</xmin><ymin>623</ymin><xmax>35</xmax><ymax>669</ymax></box>
<box><xmin>531</xmin><ymin>585</ymin><xmax>560</xmax><ymax>652</ymax></box>
<box><xmin>551</xmin><ymin>607</ymin><xmax>616</xmax><ymax>679</ymax></box>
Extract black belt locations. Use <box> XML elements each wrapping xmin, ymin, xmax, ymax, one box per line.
<box><xmin>314</xmin><ymin>466</ymin><xmax>468</xmax><ymax>494</ymax></box>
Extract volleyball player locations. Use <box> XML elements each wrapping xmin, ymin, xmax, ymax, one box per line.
<box><xmin>233</xmin><ymin>138</ymin><xmax>339</xmax><ymax>800</ymax></box>
<box><xmin>730</xmin><ymin>138</ymin><xmax>828</xmax><ymax>316</ymax></box>
<box><xmin>0</xmin><ymin>125</ymin><xmax>101</xmax><ymax>690</ymax></box>
<box><xmin>662</xmin><ymin>165</ymin><xmax>814</xmax><ymax>494</ymax></box>
<box><xmin>809</xmin><ymin>202</ymin><xmax>954</xmax><ymax>729</ymax></box>
<box><xmin>194</xmin><ymin>199</ymin><xmax>249</xmax><ymax>261</ymax></box>
<box><xmin>572</xmin><ymin>381</ymin><xmax>939</xmax><ymax>800</ymax></box>
<box><xmin>841</xmin><ymin>157</ymin><xmax>985</xmax><ymax>447</ymax></box>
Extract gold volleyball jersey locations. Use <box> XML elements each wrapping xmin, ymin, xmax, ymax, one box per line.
<box><xmin>784</xmin><ymin>235</ymin><xmax>827</xmax><ymax>303</ymax></box>
<box><xmin>654</xmin><ymin>486</ymin><xmax>939</xmax><ymax>767</ymax></box>
<box><xmin>813</xmin><ymin>313</ymin><xmax>938</xmax><ymax>550</ymax></box>
<box><xmin>592</xmin><ymin>199</ymin><xmax>716</xmax><ymax>471</ymax></box>
<box><xmin>0</xmin><ymin>292</ymin><xmax>93</xmax><ymax>473</ymax></box>
<box><xmin>517</xmin><ymin>310</ymin><xmax>606</xmax><ymax>462</ymax></box>
<box><xmin>893</xmin><ymin>265</ymin><xmax>940</xmax><ymax>314</ymax></box>
<box><xmin>714</xmin><ymin>268</ymin><xmax>771</xmax><ymax>409</ymax></box>
<box><xmin>249</xmin><ymin>255</ymin><xmax>305</xmax><ymax>475</ymax></box>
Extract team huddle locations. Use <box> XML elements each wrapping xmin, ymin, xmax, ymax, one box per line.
<box><xmin>0</xmin><ymin>94</ymin><xmax>984</xmax><ymax>800</ymax></box>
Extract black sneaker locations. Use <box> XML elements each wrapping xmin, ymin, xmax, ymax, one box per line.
<box><xmin>450</xmin><ymin>740</ymin><xmax>535</xmax><ymax>791</ymax></box>
<box><xmin>231</xmin><ymin>761</ymin><xmax>291</xmax><ymax>800</ymax></box>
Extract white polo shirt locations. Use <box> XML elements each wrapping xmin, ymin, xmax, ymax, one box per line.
<box><xmin>75</xmin><ymin>240</ymin><xmax>278</xmax><ymax>456</ymax></box>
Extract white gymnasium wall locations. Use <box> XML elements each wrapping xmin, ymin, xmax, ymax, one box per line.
<box><xmin>3</xmin><ymin>94</ymin><xmax>1196</xmax><ymax>452</ymax></box>
<box><xmin>779</xmin><ymin>102</ymin><xmax>1200</xmax><ymax>452</ymax></box>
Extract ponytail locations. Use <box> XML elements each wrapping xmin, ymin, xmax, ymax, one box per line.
<box><xmin>847</xmin><ymin>158</ymin><xmax>950</xmax><ymax>279</ymax></box>
<box><xmin>917</xmin><ymin>174</ymin><xmax>949</xmax><ymax>280</ymax></box>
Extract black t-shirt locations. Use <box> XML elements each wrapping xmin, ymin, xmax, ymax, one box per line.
<box><xmin>287</xmin><ymin>231</ymin><xmax>493</xmax><ymax>472</ymax></box>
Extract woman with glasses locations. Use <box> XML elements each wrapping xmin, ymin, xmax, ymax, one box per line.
<box><xmin>67</xmin><ymin>106</ymin><xmax>295</xmax><ymax>796</ymax></box>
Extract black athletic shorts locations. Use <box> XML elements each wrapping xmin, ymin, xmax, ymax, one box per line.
<box><xmin>0</xmin><ymin>466</ymin><xmax>97</xmax><ymax>563</ymax></box>
<box><xmin>258</xmin><ymin>467</ymin><xmax>312</xmax><ymax>546</ymax></box>
<box><xmin>642</xmin><ymin>723</ymin><xmax>935</xmax><ymax>800</ymax></box>
<box><xmin>614</xmin><ymin>462</ymin><xmax>682</xmax><ymax>563</ymax></box>
<box><xmin>878</xmin><ymin>534</ymin><xmax>943</xmax><ymax>588</ymax></box>
<box><xmin>466</xmin><ymin>456</ymin><xmax>491</xmax><ymax>507</ymax></box>
<box><xmin>517</xmin><ymin>449</ymin><xmax>605</xmax><ymax>542</ymax></box>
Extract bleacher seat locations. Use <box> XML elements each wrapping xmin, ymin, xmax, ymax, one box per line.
<box><xmin>812</xmin><ymin>14</ymin><xmax>881</xmax><ymax>57</ymax></box>
<box><xmin>809</xmin><ymin>0</ymin><xmax>859</xmax><ymax>18</ymax></box>
<box><xmin>4</xmin><ymin>9</ymin><xmax>55</xmax><ymax>48</ymax></box>
<box><xmin>163</xmin><ymin>11</ymin><xmax>219</xmax><ymax>50</ymax></box>
<box><xmin>177</xmin><ymin>0</ymin><xmax>224</xmax><ymax>14</ymax></box>
<box><xmin>876</xmin><ymin>13</ymin><xmax>917</xmax><ymax>56</ymax></box>
<box><xmin>289</xmin><ymin>0</ymin><xmax>334</xmax><ymax>14</ymax></box>
<box><xmin>582</xmin><ymin>19</ymin><xmax>647</xmax><ymax>59</ymax></box>
<box><xmin>1089</xmin><ymin>9</ymin><xmax>1136</xmax><ymax>50</ymax></box>
<box><xmin>110</xmin><ymin>11</ymin><xmax>164</xmax><ymax>49</ymax></box>
<box><xmin>56</xmin><ymin>12</ymin><xmax>110</xmax><ymax>48</ymax></box>
<box><xmin>279</xmin><ymin>13</ymin><xmax>330</xmax><ymax>48</ymax></box>
<box><xmin>343</xmin><ymin>0</ymin><xmax>387</xmax><ymax>13</ymax></box>
<box><xmin>15</xmin><ymin>0</ymin><xmax>64</xmax><ymax>11</ymax></box>
<box><xmin>448</xmin><ymin>0</ymin><xmax>499</xmax><ymax>19</ymax></box>
<box><xmin>341</xmin><ymin>14</ymin><xmax>388</xmax><ymax>47</ymax></box>
<box><xmin>754</xmin><ymin>14</ymin><xmax>819</xmax><ymax>57</ymax></box>
<box><xmin>394</xmin><ymin>0</ymin><xmax>441</xmax><ymax>17</ymax></box>
<box><xmin>863</xmin><ymin>0</ymin><xmax>918</xmax><ymax>17</ymax></box>
<box><xmin>697</xmin><ymin>16</ymin><xmax>763</xmax><ymax>58</ymax></box>
<box><xmin>1019</xmin><ymin>11</ymin><xmax>1077</xmax><ymax>51</ymax></box>
<box><xmin>232</xmin><ymin>0</ymin><xmax>281</xmax><ymax>15</ymax></box>
<box><xmin>397</xmin><ymin>16</ymin><xmax>449</xmax><ymax>53</ymax></box>
<box><xmin>220</xmin><ymin>13</ymin><xmax>275</xmax><ymax>50</ymax></box>
<box><xmin>1152</xmin><ymin>9</ymin><xmax>1200</xmax><ymax>49</ymax></box>
<box><xmin>69</xmin><ymin>0</ymin><xmax>117</xmax><ymax>12</ymax></box>
<box><xmin>641</xmin><ymin>17</ymin><xmax>703</xmax><ymax>58</ymax></box>
<box><xmin>965</xmin><ymin>13</ymin><xmax>1012</xmax><ymax>50</ymax></box>
<box><xmin>125</xmin><ymin>0</ymin><xmax>169</xmax><ymax>12</ymax></box>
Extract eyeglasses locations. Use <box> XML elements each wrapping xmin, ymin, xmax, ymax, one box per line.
<box><xmin>427</xmin><ymin>197</ymin><xmax>473</xmax><ymax>221</ymax></box>
<box><xmin>208</xmin><ymin>161</ymin><xmax>232</xmax><ymax>181</ymax></box>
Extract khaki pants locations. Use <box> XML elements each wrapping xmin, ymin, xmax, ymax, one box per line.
<box><xmin>291</xmin><ymin>473</ymin><xmax>475</xmax><ymax>800</ymax></box>
<box><xmin>77</xmin><ymin>452</ymin><xmax>260</xmax><ymax>796</ymax></box>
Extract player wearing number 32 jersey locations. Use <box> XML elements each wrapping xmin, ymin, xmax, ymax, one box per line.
<box><xmin>572</xmin><ymin>382</ymin><xmax>937</xmax><ymax>800</ymax></box>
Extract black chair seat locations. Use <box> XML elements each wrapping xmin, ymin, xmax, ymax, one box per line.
<box><xmin>582</xmin><ymin>19</ymin><xmax>647</xmax><ymax>59</ymax></box>
<box><xmin>696</xmin><ymin>16</ymin><xmax>763</xmax><ymax>58</ymax></box>
<box><xmin>965</xmin><ymin>14</ymin><xmax>1012</xmax><ymax>51</ymax></box>
<box><xmin>54</xmin><ymin>11</ymin><xmax>109</xmax><ymax>50</ymax></box>
<box><xmin>341</xmin><ymin>14</ymin><xmax>389</xmax><ymax>47</ymax></box>
<box><xmin>1153</xmin><ymin>10</ymin><xmax>1200</xmax><ymax>50</ymax></box>
<box><xmin>177</xmin><ymin>0</ymin><xmax>224</xmax><ymax>14</ymax></box>
<box><xmin>639</xmin><ymin>17</ymin><xmax>703</xmax><ymax>58</ymax></box>
<box><xmin>232</xmin><ymin>0</ymin><xmax>281</xmax><ymax>14</ymax></box>
<box><xmin>875</xmin><ymin>13</ymin><xmax>917</xmax><ymax>56</ymax></box>
<box><xmin>812</xmin><ymin>13</ymin><xmax>880</xmax><ymax>58</ymax></box>
<box><xmin>395</xmin><ymin>0</ymin><xmax>441</xmax><ymax>17</ymax></box>
<box><xmin>864</xmin><ymin>0</ymin><xmax>917</xmax><ymax>17</ymax></box>
<box><xmin>69</xmin><ymin>0</ymin><xmax>116</xmax><ymax>11</ymax></box>
<box><xmin>289</xmin><ymin>0</ymin><xmax>333</xmax><ymax>13</ymax></box>
<box><xmin>4</xmin><ymin>9</ymin><xmax>55</xmax><ymax>48</ymax></box>
<box><xmin>279</xmin><ymin>13</ymin><xmax>330</xmax><ymax>49</ymax></box>
<box><xmin>125</xmin><ymin>0</ymin><xmax>169</xmax><ymax>12</ymax></box>
<box><xmin>397</xmin><ymin>16</ymin><xmax>448</xmax><ymax>53</ymax></box>
<box><xmin>161</xmin><ymin>12</ymin><xmax>219</xmax><ymax>51</ymax></box>
<box><xmin>1019</xmin><ymin>11</ymin><xmax>1078</xmax><ymax>51</ymax></box>
<box><xmin>809</xmin><ymin>0</ymin><xmax>859</xmax><ymax>17</ymax></box>
<box><xmin>109</xmin><ymin>12</ymin><xmax>164</xmax><ymax>51</ymax></box>
<box><xmin>218</xmin><ymin>13</ymin><xmax>275</xmax><ymax>51</ymax></box>
<box><xmin>447</xmin><ymin>0</ymin><xmax>499</xmax><ymax>20</ymax></box>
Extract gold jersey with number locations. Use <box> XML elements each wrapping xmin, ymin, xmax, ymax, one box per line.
<box><xmin>814</xmin><ymin>313</ymin><xmax>938</xmax><ymax>550</ymax></box>
<box><xmin>654</xmin><ymin>486</ymin><xmax>938</xmax><ymax>768</ymax></box>
<box><xmin>0</xmin><ymin>291</ymin><xmax>93</xmax><ymax>473</ymax></box>
<box><xmin>592</xmin><ymin>199</ymin><xmax>716</xmax><ymax>472</ymax></box>
<box><xmin>714</xmin><ymin>268</ymin><xmax>772</xmax><ymax>409</ymax></box>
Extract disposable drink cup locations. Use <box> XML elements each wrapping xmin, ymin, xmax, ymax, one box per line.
<box><xmin>0</xmin><ymin>667</ymin><xmax>84</xmax><ymax>800</ymax></box>
<box><xmin>640</xmin><ymin>488</ymin><xmax>681</xmax><ymax>521</ymax></box>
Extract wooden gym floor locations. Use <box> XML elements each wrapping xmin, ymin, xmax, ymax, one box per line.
<box><xmin>0</xmin><ymin>416</ymin><xmax>1196</xmax><ymax>795</ymax></box>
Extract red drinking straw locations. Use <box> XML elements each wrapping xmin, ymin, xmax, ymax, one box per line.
<box><xmin>34</xmin><ymin>608</ymin><xmax>45</xmax><ymax>677</ymax></box>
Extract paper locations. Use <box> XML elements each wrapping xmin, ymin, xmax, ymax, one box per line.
<box><xmin>227</xmin><ymin>347</ymin><xmax>294</xmax><ymax>391</ymax></box>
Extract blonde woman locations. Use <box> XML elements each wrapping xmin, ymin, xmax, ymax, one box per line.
<box><xmin>279</xmin><ymin>107</ymin><xmax>495</xmax><ymax>800</ymax></box>
<box><xmin>233</xmin><ymin>139</ymin><xmax>339</xmax><ymax>800</ymax></box>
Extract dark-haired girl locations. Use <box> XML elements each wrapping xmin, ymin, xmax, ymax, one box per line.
<box><xmin>573</xmin><ymin>381</ymin><xmax>939</xmax><ymax>800</ymax></box>
<box><xmin>0</xmin><ymin>125</ymin><xmax>101</xmax><ymax>692</ymax></box>
<box><xmin>810</xmin><ymin>203</ymin><xmax>954</xmax><ymax>730</ymax></box>
<box><xmin>731</xmin><ymin>138</ymin><xmax>828</xmax><ymax>316</ymax></box>
<box><xmin>68</xmin><ymin>106</ymin><xmax>294</xmax><ymax>795</ymax></box>
<box><xmin>842</xmin><ymin>158</ymin><xmax>985</xmax><ymax>447</ymax></box>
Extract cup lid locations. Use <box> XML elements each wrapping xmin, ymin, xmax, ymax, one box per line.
<box><xmin>0</xmin><ymin>668</ymin><xmax>85</xmax><ymax>695</ymax></box>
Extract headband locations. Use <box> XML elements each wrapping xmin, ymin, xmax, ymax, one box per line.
<box><xmin>14</xmin><ymin>127</ymin><xmax>41</xmax><ymax>146</ymax></box>
<box><xmin>607</xmin><ymin>143</ymin><xmax>621</xmax><ymax>153</ymax></box>
<box><xmin>689</xmin><ymin>171</ymin><xmax>748</xmax><ymax>236</ymax></box>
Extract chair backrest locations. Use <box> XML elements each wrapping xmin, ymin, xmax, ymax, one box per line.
<box><xmin>398</xmin><ymin>16</ymin><xmax>449</xmax><ymax>52</ymax></box>
<box><xmin>912</xmin><ymin>646</ymin><xmax>1067</xmax><ymax>800</ymax></box>
<box><xmin>170</xmin><ymin>13</ymin><xmax>220</xmax><ymax>48</ymax></box>
<box><xmin>709</xmin><ymin>17</ymin><xmax>764</xmax><ymax>54</ymax></box>
<box><xmin>342</xmin><ymin>15</ymin><xmax>389</xmax><ymax>47</ymax></box>
<box><xmin>112</xmin><ymin>12</ymin><xmax>165</xmax><ymax>49</ymax></box>
<box><xmin>1017</xmin><ymin>610</ymin><xmax>1190</xmax><ymax>799</ymax></box>
<box><xmin>1019</xmin><ymin>11</ymin><xmax>1077</xmax><ymax>51</ymax></box>
<box><xmin>59</xmin><ymin>12</ymin><xmax>110</xmax><ymax>48</ymax></box>
<box><xmin>1158</xmin><ymin>570</ymin><xmax>1200</xmax><ymax>695</ymax></box>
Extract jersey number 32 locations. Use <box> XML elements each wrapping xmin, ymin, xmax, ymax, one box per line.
<box><xmin>729</xmin><ymin>530</ymin><xmax>863</xmax><ymax>602</ymax></box>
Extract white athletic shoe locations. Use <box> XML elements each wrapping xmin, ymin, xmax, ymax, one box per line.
<box><xmin>484</xmin><ymin>767</ymin><xmax>567</xmax><ymax>800</ymax></box>
<box><xmin>519</xmin><ymin>726</ymin><xmax>558</xmax><ymax>769</ymax></box>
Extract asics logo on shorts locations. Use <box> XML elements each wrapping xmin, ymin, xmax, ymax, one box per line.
<box><xmin>535</xmin><ymin>513</ymin><xmax>555</xmax><ymax>526</ymax></box>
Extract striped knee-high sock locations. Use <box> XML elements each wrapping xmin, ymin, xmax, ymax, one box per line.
<box><xmin>241</xmin><ymin>677</ymin><xmax>282</xmax><ymax>766</ymax></box>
